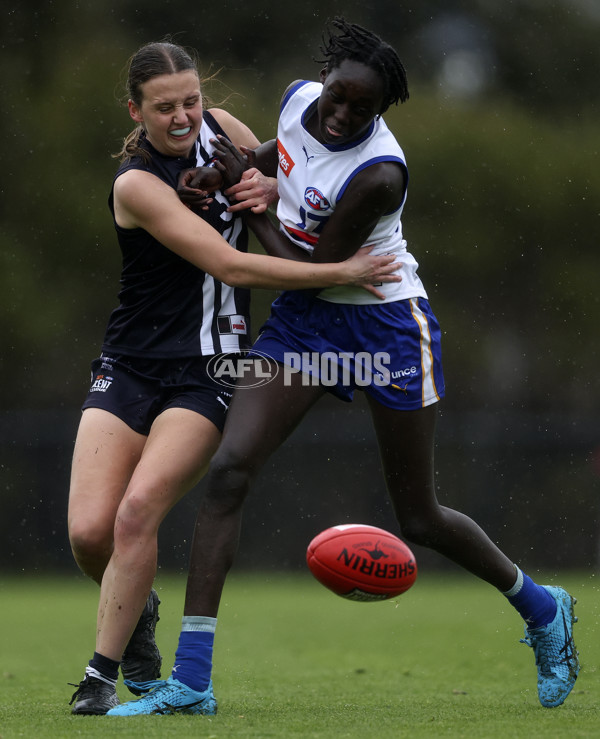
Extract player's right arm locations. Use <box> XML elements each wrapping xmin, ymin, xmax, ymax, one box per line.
<box><xmin>214</xmin><ymin>81</ymin><xmax>309</xmax><ymax>212</ymax></box>
<box><xmin>218</xmin><ymin>139</ymin><xmax>279</xmax><ymax>214</ymax></box>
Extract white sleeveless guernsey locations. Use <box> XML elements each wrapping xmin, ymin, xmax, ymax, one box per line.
<box><xmin>275</xmin><ymin>80</ymin><xmax>428</xmax><ymax>305</ymax></box>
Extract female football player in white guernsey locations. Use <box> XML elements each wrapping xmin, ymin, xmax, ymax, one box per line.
<box><xmin>108</xmin><ymin>20</ymin><xmax>579</xmax><ymax>716</ymax></box>
<box><xmin>67</xmin><ymin>39</ymin><xmax>401</xmax><ymax>716</ymax></box>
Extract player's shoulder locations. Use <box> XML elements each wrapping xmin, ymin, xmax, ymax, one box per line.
<box><xmin>280</xmin><ymin>79</ymin><xmax>317</xmax><ymax>108</ymax></box>
<box><xmin>114</xmin><ymin>168</ymin><xmax>173</xmax><ymax>208</ymax></box>
<box><xmin>342</xmin><ymin>160</ymin><xmax>406</xmax><ymax>213</ymax></box>
<box><xmin>115</xmin><ymin>166</ymin><xmax>164</xmax><ymax>188</ymax></box>
<box><xmin>282</xmin><ymin>79</ymin><xmax>305</xmax><ymax>98</ymax></box>
<box><xmin>206</xmin><ymin>108</ymin><xmax>260</xmax><ymax>149</ymax></box>
<box><xmin>206</xmin><ymin>107</ymin><xmax>233</xmax><ymax>127</ymax></box>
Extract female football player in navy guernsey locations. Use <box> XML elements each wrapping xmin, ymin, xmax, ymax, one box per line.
<box><xmin>108</xmin><ymin>21</ymin><xmax>579</xmax><ymax>716</ymax></box>
<box><xmin>66</xmin><ymin>39</ymin><xmax>401</xmax><ymax>716</ymax></box>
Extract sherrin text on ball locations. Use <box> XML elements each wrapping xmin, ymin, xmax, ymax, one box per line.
<box><xmin>306</xmin><ymin>524</ymin><xmax>417</xmax><ymax>602</ymax></box>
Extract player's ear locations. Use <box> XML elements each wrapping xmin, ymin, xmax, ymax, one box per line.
<box><xmin>319</xmin><ymin>66</ymin><xmax>328</xmax><ymax>84</ymax></box>
<box><xmin>128</xmin><ymin>99</ymin><xmax>143</xmax><ymax>124</ymax></box>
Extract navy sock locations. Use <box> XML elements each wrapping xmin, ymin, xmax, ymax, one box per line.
<box><xmin>503</xmin><ymin>566</ymin><xmax>557</xmax><ymax>629</ymax></box>
<box><xmin>171</xmin><ymin>616</ymin><xmax>216</xmax><ymax>692</ymax></box>
<box><xmin>87</xmin><ymin>651</ymin><xmax>120</xmax><ymax>684</ymax></box>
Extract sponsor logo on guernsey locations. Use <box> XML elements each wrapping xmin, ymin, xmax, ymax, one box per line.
<box><xmin>302</xmin><ymin>145</ymin><xmax>315</xmax><ymax>165</ymax></box>
<box><xmin>217</xmin><ymin>315</ymin><xmax>248</xmax><ymax>335</ymax></box>
<box><xmin>90</xmin><ymin>374</ymin><xmax>113</xmax><ymax>393</ymax></box>
<box><xmin>277</xmin><ymin>138</ymin><xmax>295</xmax><ymax>177</ymax></box>
<box><xmin>304</xmin><ymin>187</ymin><xmax>330</xmax><ymax>211</ymax></box>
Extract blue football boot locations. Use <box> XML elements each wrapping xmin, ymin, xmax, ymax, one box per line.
<box><xmin>107</xmin><ymin>676</ymin><xmax>217</xmax><ymax>716</ymax></box>
<box><xmin>520</xmin><ymin>585</ymin><xmax>580</xmax><ymax>707</ymax></box>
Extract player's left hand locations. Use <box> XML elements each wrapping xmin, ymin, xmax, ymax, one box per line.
<box><xmin>345</xmin><ymin>246</ymin><xmax>402</xmax><ymax>300</ymax></box>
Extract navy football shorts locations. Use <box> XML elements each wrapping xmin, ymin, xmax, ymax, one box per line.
<box><xmin>251</xmin><ymin>292</ymin><xmax>445</xmax><ymax>410</ymax></box>
<box><xmin>81</xmin><ymin>353</ymin><xmax>234</xmax><ymax>434</ymax></box>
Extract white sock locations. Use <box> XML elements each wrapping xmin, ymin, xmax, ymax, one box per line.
<box><xmin>502</xmin><ymin>565</ymin><xmax>524</xmax><ymax>597</ymax></box>
<box><xmin>85</xmin><ymin>665</ymin><xmax>117</xmax><ymax>687</ymax></box>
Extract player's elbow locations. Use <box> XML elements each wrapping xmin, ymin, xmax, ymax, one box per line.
<box><xmin>216</xmin><ymin>264</ymin><xmax>251</xmax><ymax>287</ymax></box>
<box><xmin>207</xmin><ymin>252</ymin><xmax>250</xmax><ymax>287</ymax></box>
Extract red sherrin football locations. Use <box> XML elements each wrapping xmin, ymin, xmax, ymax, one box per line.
<box><xmin>306</xmin><ymin>524</ymin><xmax>417</xmax><ymax>602</ymax></box>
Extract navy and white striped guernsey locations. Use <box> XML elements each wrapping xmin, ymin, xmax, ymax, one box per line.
<box><xmin>102</xmin><ymin>111</ymin><xmax>251</xmax><ymax>358</ymax></box>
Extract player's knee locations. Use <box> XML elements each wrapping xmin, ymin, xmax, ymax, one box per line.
<box><xmin>204</xmin><ymin>448</ymin><xmax>254</xmax><ymax>512</ymax></box>
<box><xmin>209</xmin><ymin>445</ymin><xmax>256</xmax><ymax>488</ymax></box>
<box><xmin>69</xmin><ymin>519</ymin><xmax>113</xmax><ymax>572</ymax></box>
<box><xmin>398</xmin><ymin>515</ymin><xmax>437</xmax><ymax>548</ymax></box>
<box><xmin>113</xmin><ymin>492</ymin><xmax>158</xmax><ymax>543</ymax></box>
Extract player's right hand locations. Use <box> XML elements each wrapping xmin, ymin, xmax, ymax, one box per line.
<box><xmin>177</xmin><ymin>167</ymin><xmax>222</xmax><ymax>209</ymax></box>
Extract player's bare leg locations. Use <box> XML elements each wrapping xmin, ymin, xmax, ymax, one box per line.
<box><xmin>68</xmin><ymin>408</ymin><xmax>145</xmax><ymax>584</ymax></box>
<box><xmin>107</xmin><ymin>364</ymin><xmax>325</xmax><ymax>716</ymax></box>
<box><xmin>367</xmin><ymin>398</ymin><xmax>579</xmax><ymax>706</ymax></box>
<box><xmin>96</xmin><ymin>408</ymin><xmax>220</xmax><ymax>662</ymax></box>
<box><xmin>367</xmin><ymin>400</ymin><xmax>517</xmax><ymax>589</ymax></box>
<box><xmin>185</xmin><ymin>366</ymin><xmax>325</xmax><ymax>616</ymax></box>
<box><xmin>71</xmin><ymin>408</ymin><xmax>220</xmax><ymax>715</ymax></box>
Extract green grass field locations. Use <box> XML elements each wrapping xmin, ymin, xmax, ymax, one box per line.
<box><xmin>0</xmin><ymin>571</ymin><xmax>598</xmax><ymax>738</ymax></box>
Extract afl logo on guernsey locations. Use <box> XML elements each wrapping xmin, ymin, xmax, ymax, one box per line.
<box><xmin>304</xmin><ymin>187</ymin><xmax>330</xmax><ymax>211</ymax></box>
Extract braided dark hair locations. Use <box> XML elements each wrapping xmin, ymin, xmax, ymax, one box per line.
<box><xmin>316</xmin><ymin>17</ymin><xmax>409</xmax><ymax>114</ymax></box>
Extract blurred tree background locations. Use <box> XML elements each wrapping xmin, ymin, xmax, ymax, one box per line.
<box><xmin>0</xmin><ymin>0</ymin><xmax>598</xmax><ymax>575</ymax></box>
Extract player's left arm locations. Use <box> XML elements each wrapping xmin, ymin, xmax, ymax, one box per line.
<box><xmin>311</xmin><ymin>161</ymin><xmax>406</xmax><ymax>263</ymax></box>
<box><xmin>241</xmin><ymin>161</ymin><xmax>407</xmax><ymax>288</ymax></box>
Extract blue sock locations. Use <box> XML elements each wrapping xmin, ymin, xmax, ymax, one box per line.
<box><xmin>503</xmin><ymin>566</ymin><xmax>557</xmax><ymax>629</ymax></box>
<box><xmin>171</xmin><ymin>616</ymin><xmax>216</xmax><ymax>692</ymax></box>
